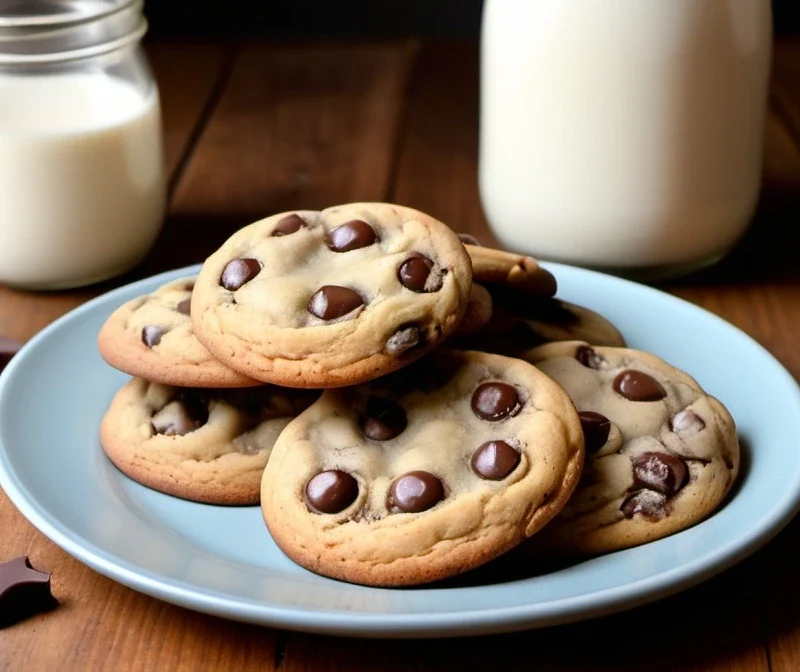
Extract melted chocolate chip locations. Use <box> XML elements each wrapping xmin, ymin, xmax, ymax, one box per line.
<box><xmin>220</xmin><ymin>258</ymin><xmax>261</xmax><ymax>290</ymax></box>
<box><xmin>575</xmin><ymin>345</ymin><xmax>606</xmax><ymax>370</ymax></box>
<box><xmin>176</xmin><ymin>298</ymin><xmax>191</xmax><ymax>316</ymax></box>
<box><xmin>307</xmin><ymin>286</ymin><xmax>364</xmax><ymax>320</ymax></box>
<box><xmin>326</xmin><ymin>220</ymin><xmax>377</xmax><ymax>252</ymax></box>
<box><xmin>361</xmin><ymin>397</ymin><xmax>407</xmax><ymax>440</ymax></box>
<box><xmin>389</xmin><ymin>471</ymin><xmax>444</xmax><ymax>513</ymax></box>
<box><xmin>613</xmin><ymin>370</ymin><xmax>667</xmax><ymax>402</ymax></box>
<box><xmin>471</xmin><ymin>441</ymin><xmax>520</xmax><ymax>480</ymax></box>
<box><xmin>632</xmin><ymin>452</ymin><xmax>688</xmax><ymax>495</ymax></box>
<box><xmin>672</xmin><ymin>409</ymin><xmax>706</xmax><ymax>434</ymax></box>
<box><xmin>305</xmin><ymin>470</ymin><xmax>359</xmax><ymax>513</ymax></box>
<box><xmin>398</xmin><ymin>255</ymin><xmax>434</xmax><ymax>292</ymax></box>
<box><xmin>141</xmin><ymin>325</ymin><xmax>167</xmax><ymax>348</ymax></box>
<box><xmin>151</xmin><ymin>398</ymin><xmax>209</xmax><ymax>436</ymax></box>
<box><xmin>578</xmin><ymin>411</ymin><xmax>612</xmax><ymax>453</ymax></box>
<box><xmin>621</xmin><ymin>489</ymin><xmax>669</xmax><ymax>519</ymax></box>
<box><xmin>471</xmin><ymin>382</ymin><xmax>521</xmax><ymax>421</ymax></box>
<box><xmin>457</xmin><ymin>233</ymin><xmax>481</xmax><ymax>246</ymax></box>
<box><xmin>385</xmin><ymin>325</ymin><xmax>422</xmax><ymax>356</ymax></box>
<box><xmin>271</xmin><ymin>213</ymin><xmax>306</xmax><ymax>236</ymax></box>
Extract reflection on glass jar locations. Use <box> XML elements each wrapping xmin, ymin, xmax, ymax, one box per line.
<box><xmin>0</xmin><ymin>0</ymin><xmax>166</xmax><ymax>290</ymax></box>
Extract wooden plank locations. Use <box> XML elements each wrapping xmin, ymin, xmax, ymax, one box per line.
<box><xmin>771</xmin><ymin>38</ymin><xmax>800</xmax><ymax>147</ymax></box>
<box><xmin>0</xmin><ymin>42</ymin><xmax>229</xmax><ymax>344</ymax></box>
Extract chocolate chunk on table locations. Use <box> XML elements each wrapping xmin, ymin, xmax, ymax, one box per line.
<box><xmin>0</xmin><ymin>556</ymin><xmax>58</xmax><ymax>628</ymax></box>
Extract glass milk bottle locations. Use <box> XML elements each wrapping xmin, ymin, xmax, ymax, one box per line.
<box><xmin>479</xmin><ymin>0</ymin><xmax>772</xmax><ymax>279</ymax></box>
<box><xmin>0</xmin><ymin>0</ymin><xmax>166</xmax><ymax>290</ymax></box>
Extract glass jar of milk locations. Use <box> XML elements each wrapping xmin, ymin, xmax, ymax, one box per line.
<box><xmin>479</xmin><ymin>0</ymin><xmax>772</xmax><ymax>280</ymax></box>
<box><xmin>0</xmin><ymin>0</ymin><xmax>165</xmax><ymax>289</ymax></box>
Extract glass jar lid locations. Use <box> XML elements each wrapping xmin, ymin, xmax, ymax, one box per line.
<box><xmin>0</xmin><ymin>0</ymin><xmax>146</xmax><ymax>63</ymax></box>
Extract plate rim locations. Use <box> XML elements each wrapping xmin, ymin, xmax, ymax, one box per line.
<box><xmin>1</xmin><ymin>261</ymin><xmax>799</xmax><ymax>638</ymax></box>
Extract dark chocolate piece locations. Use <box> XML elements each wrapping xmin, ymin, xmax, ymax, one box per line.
<box><xmin>141</xmin><ymin>325</ymin><xmax>167</xmax><ymax>348</ymax></box>
<box><xmin>457</xmin><ymin>233</ymin><xmax>481</xmax><ymax>246</ymax></box>
<box><xmin>471</xmin><ymin>382</ymin><xmax>521</xmax><ymax>421</ymax></box>
<box><xmin>271</xmin><ymin>213</ymin><xmax>306</xmax><ymax>236</ymax></box>
<box><xmin>361</xmin><ymin>396</ymin><xmax>407</xmax><ymax>441</ymax></box>
<box><xmin>621</xmin><ymin>489</ymin><xmax>669</xmax><ymax>519</ymax></box>
<box><xmin>575</xmin><ymin>345</ymin><xmax>606</xmax><ymax>370</ymax></box>
<box><xmin>471</xmin><ymin>441</ymin><xmax>520</xmax><ymax>480</ymax></box>
<box><xmin>389</xmin><ymin>471</ymin><xmax>444</xmax><ymax>513</ymax></box>
<box><xmin>385</xmin><ymin>325</ymin><xmax>421</xmax><ymax>356</ymax></box>
<box><xmin>307</xmin><ymin>286</ymin><xmax>364</xmax><ymax>320</ymax></box>
<box><xmin>306</xmin><ymin>470</ymin><xmax>359</xmax><ymax>513</ymax></box>
<box><xmin>0</xmin><ymin>556</ymin><xmax>58</xmax><ymax>628</ymax></box>
<box><xmin>613</xmin><ymin>370</ymin><xmax>667</xmax><ymax>402</ymax></box>
<box><xmin>672</xmin><ymin>409</ymin><xmax>706</xmax><ymax>434</ymax></box>
<box><xmin>632</xmin><ymin>452</ymin><xmax>688</xmax><ymax>494</ymax></box>
<box><xmin>578</xmin><ymin>411</ymin><xmax>612</xmax><ymax>453</ymax></box>
<box><xmin>398</xmin><ymin>255</ymin><xmax>434</xmax><ymax>292</ymax></box>
<box><xmin>326</xmin><ymin>220</ymin><xmax>377</xmax><ymax>252</ymax></box>
<box><xmin>220</xmin><ymin>258</ymin><xmax>261</xmax><ymax>290</ymax></box>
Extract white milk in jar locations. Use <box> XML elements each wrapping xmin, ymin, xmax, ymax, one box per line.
<box><xmin>479</xmin><ymin>0</ymin><xmax>772</xmax><ymax>278</ymax></box>
<box><xmin>0</xmin><ymin>0</ymin><xmax>165</xmax><ymax>289</ymax></box>
<box><xmin>0</xmin><ymin>74</ymin><xmax>165</xmax><ymax>288</ymax></box>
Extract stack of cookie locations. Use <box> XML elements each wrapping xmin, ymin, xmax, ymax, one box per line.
<box><xmin>97</xmin><ymin>202</ymin><xmax>740</xmax><ymax>586</ymax></box>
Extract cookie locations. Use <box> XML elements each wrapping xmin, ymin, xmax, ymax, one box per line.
<box><xmin>260</xmin><ymin>349</ymin><xmax>584</xmax><ymax>586</ymax></box>
<box><xmin>98</xmin><ymin>277</ymin><xmax>261</xmax><ymax>388</ymax></box>
<box><xmin>453</xmin><ymin>290</ymin><xmax>625</xmax><ymax>356</ymax></box>
<box><xmin>524</xmin><ymin>341</ymin><xmax>739</xmax><ymax>554</ymax></box>
<box><xmin>191</xmin><ymin>203</ymin><xmax>473</xmax><ymax>388</ymax></box>
<box><xmin>450</xmin><ymin>283</ymin><xmax>493</xmax><ymax>338</ymax></box>
<box><xmin>465</xmin><ymin>243</ymin><xmax>557</xmax><ymax>298</ymax></box>
<box><xmin>100</xmin><ymin>378</ymin><xmax>318</xmax><ymax>505</ymax></box>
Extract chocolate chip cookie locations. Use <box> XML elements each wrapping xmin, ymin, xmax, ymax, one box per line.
<box><xmin>465</xmin><ymin>243</ymin><xmax>557</xmax><ymax>298</ymax></box>
<box><xmin>100</xmin><ymin>378</ymin><xmax>318</xmax><ymax>505</ymax></box>
<box><xmin>191</xmin><ymin>203</ymin><xmax>473</xmax><ymax>388</ymax></box>
<box><xmin>98</xmin><ymin>277</ymin><xmax>261</xmax><ymax>388</ymax></box>
<box><xmin>524</xmin><ymin>341</ymin><xmax>740</xmax><ymax>554</ymax></box>
<box><xmin>452</xmin><ymin>290</ymin><xmax>625</xmax><ymax>356</ymax></box>
<box><xmin>260</xmin><ymin>349</ymin><xmax>584</xmax><ymax>586</ymax></box>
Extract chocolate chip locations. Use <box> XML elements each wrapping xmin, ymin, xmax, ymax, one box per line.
<box><xmin>672</xmin><ymin>409</ymin><xmax>706</xmax><ymax>434</ymax></box>
<box><xmin>141</xmin><ymin>325</ymin><xmax>167</xmax><ymax>348</ymax></box>
<box><xmin>220</xmin><ymin>258</ymin><xmax>261</xmax><ymax>290</ymax></box>
<box><xmin>578</xmin><ymin>411</ymin><xmax>611</xmax><ymax>453</ymax></box>
<box><xmin>471</xmin><ymin>382</ymin><xmax>521</xmax><ymax>421</ymax></box>
<box><xmin>621</xmin><ymin>489</ymin><xmax>669</xmax><ymax>519</ymax></box>
<box><xmin>307</xmin><ymin>286</ymin><xmax>364</xmax><ymax>320</ymax></box>
<box><xmin>398</xmin><ymin>255</ymin><xmax>435</xmax><ymax>292</ymax></box>
<box><xmin>385</xmin><ymin>325</ymin><xmax>421</xmax><ymax>356</ymax></box>
<box><xmin>632</xmin><ymin>452</ymin><xmax>688</xmax><ymax>494</ymax></box>
<box><xmin>471</xmin><ymin>441</ymin><xmax>520</xmax><ymax>480</ymax></box>
<box><xmin>613</xmin><ymin>370</ymin><xmax>667</xmax><ymax>402</ymax></box>
<box><xmin>151</xmin><ymin>399</ymin><xmax>209</xmax><ymax>436</ymax></box>
<box><xmin>361</xmin><ymin>397</ymin><xmax>406</xmax><ymax>440</ymax></box>
<box><xmin>389</xmin><ymin>471</ymin><xmax>444</xmax><ymax>513</ymax></box>
<box><xmin>0</xmin><ymin>337</ymin><xmax>22</xmax><ymax>373</ymax></box>
<box><xmin>326</xmin><ymin>220</ymin><xmax>377</xmax><ymax>252</ymax></box>
<box><xmin>575</xmin><ymin>345</ymin><xmax>606</xmax><ymax>370</ymax></box>
<box><xmin>271</xmin><ymin>213</ymin><xmax>306</xmax><ymax>236</ymax></box>
<box><xmin>0</xmin><ymin>556</ymin><xmax>58</xmax><ymax>628</ymax></box>
<box><xmin>176</xmin><ymin>298</ymin><xmax>191</xmax><ymax>315</ymax></box>
<box><xmin>457</xmin><ymin>233</ymin><xmax>481</xmax><ymax>246</ymax></box>
<box><xmin>305</xmin><ymin>470</ymin><xmax>359</xmax><ymax>514</ymax></box>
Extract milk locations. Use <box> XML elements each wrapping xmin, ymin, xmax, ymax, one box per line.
<box><xmin>0</xmin><ymin>73</ymin><xmax>165</xmax><ymax>289</ymax></box>
<box><xmin>479</xmin><ymin>0</ymin><xmax>772</xmax><ymax>274</ymax></box>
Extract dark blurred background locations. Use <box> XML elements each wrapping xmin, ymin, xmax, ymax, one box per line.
<box><xmin>146</xmin><ymin>0</ymin><xmax>800</xmax><ymax>39</ymax></box>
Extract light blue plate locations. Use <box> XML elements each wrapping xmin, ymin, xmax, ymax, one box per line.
<box><xmin>1</xmin><ymin>262</ymin><xmax>799</xmax><ymax>638</ymax></box>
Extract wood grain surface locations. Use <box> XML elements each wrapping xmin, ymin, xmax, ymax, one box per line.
<box><xmin>1</xmin><ymin>38</ymin><xmax>799</xmax><ymax>671</ymax></box>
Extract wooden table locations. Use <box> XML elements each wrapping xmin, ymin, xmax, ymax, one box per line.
<box><xmin>1</xmin><ymin>37</ymin><xmax>799</xmax><ymax>670</ymax></box>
